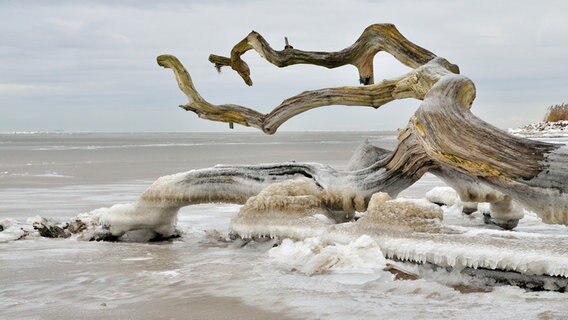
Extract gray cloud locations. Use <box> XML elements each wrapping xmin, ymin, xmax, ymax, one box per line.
<box><xmin>0</xmin><ymin>0</ymin><xmax>567</xmax><ymax>132</ymax></box>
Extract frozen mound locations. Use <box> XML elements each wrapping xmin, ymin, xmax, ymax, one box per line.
<box><xmin>230</xmin><ymin>178</ymin><xmax>340</xmax><ymax>240</ymax></box>
<box><xmin>268</xmin><ymin>235</ymin><xmax>391</xmax><ymax>277</ymax></box>
<box><xmin>238</xmin><ymin>178</ymin><xmax>330</xmax><ymax>217</ymax></box>
<box><xmin>425</xmin><ymin>187</ymin><xmax>458</xmax><ymax>206</ymax></box>
<box><xmin>358</xmin><ymin>193</ymin><xmax>443</xmax><ymax>232</ymax></box>
<box><xmin>230</xmin><ymin>186</ymin><xmax>445</xmax><ymax>240</ymax></box>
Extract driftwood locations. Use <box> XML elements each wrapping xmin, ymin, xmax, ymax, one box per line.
<box><xmin>156</xmin><ymin>23</ymin><xmax>567</xmax><ymax>228</ymax></box>
<box><xmin>158</xmin><ymin>51</ymin><xmax>457</xmax><ymax>135</ymax></box>
<box><xmin>4</xmin><ymin>23</ymin><xmax>565</xmax><ymax>289</ymax></box>
<box><xmin>206</xmin><ymin>24</ymin><xmax>456</xmax><ymax>86</ymax></box>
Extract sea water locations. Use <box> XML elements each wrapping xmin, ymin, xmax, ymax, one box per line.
<box><xmin>1</xmin><ymin>132</ymin><xmax>567</xmax><ymax>319</ymax></box>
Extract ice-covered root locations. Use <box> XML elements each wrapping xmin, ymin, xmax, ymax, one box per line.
<box><xmin>429</xmin><ymin>167</ymin><xmax>528</xmax><ymax>224</ymax></box>
<box><xmin>424</xmin><ymin>186</ymin><xmax>523</xmax><ymax>229</ymax></box>
<box><xmin>482</xmin><ymin>200</ymin><xmax>522</xmax><ymax>230</ymax></box>
<box><xmin>425</xmin><ymin>186</ymin><xmax>478</xmax><ymax>215</ymax></box>
<box><xmin>67</xmin><ymin>203</ymin><xmax>180</xmax><ymax>242</ymax></box>
<box><xmin>30</xmin><ymin>216</ymin><xmax>70</xmax><ymax>238</ymax></box>
<box><xmin>0</xmin><ymin>216</ymin><xmax>92</xmax><ymax>242</ymax></box>
<box><xmin>461</xmin><ymin>202</ymin><xmax>478</xmax><ymax>215</ymax></box>
<box><xmin>477</xmin><ymin>199</ymin><xmax>523</xmax><ymax>230</ymax></box>
<box><xmin>358</xmin><ymin>192</ymin><xmax>444</xmax><ymax>232</ymax></box>
<box><xmin>90</xmin><ymin>203</ymin><xmax>179</xmax><ymax>241</ymax></box>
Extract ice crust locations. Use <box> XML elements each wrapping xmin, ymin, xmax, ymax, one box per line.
<box><xmin>530</xmin><ymin>145</ymin><xmax>568</xmax><ymax>224</ymax></box>
<box><xmin>96</xmin><ymin>203</ymin><xmax>178</xmax><ymax>238</ymax></box>
<box><xmin>0</xmin><ymin>219</ymin><xmax>30</xmax><ymax>242</ymax></box>
<box><xmin>3</xmin><ymin>166</ymin><xmax>567</xmax><ymax>280</ymax></box>
<box><xmin>230</xmin><ymin>185</ymin><xmax>568</xmax><ymax>278</ymax></box>
<box><xmin>269</xmin><ymin>235</ymin><xmax>392</xmax><ymax>278</ymax></box>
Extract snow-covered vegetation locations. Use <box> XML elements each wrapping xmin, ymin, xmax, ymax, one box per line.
<box><xmin>544</xmin><ymin>103</ymin><xmax>568</xmax><ymax>122</ymax></box>
<box><xmin>510</xmin><ymin>103</ymin><xmax>568</xmax><ymax>137</ymax></box>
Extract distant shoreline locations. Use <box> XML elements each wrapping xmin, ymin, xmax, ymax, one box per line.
<box><xmin>0</xmin><ymin>130</ymin><xmax>399</xmax><ymax>135</ymax></box>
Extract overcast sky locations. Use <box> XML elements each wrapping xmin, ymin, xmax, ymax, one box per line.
<box><xmin>1</xmin><ymin>0</ymin><xmax>567</xmax><ymax>132</ymax></box>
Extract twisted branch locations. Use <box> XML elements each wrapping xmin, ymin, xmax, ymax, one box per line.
<box><xmin>208</xmin><ymin>23</ymin><xmax>458</xmax><ymax>86</ymax></box>
<box><xmin>157</xmin><ymin>55</ymin><xmax>457</xmax><ymax>134</ymax></box>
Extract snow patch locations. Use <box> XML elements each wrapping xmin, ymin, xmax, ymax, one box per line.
<box><xmin>425</xmin><ymin>187</ymin><xmax>458</xmax><ymax>206</ymax></box>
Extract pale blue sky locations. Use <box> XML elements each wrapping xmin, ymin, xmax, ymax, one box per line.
<box><xmin>1</xmin><ymin>0</ymin><xmax>567</xmax><ymax>132</ymax></box>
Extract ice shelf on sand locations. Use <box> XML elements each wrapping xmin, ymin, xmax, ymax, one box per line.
<box><xmin>3</xmin><ymin>178</ymin><xmax>568</xmax><ymax>282</ymax></box>
<box><xmin>230</xmin><ymin>186</ymin><xmax>568</xmax><ymax>279</ymax></box>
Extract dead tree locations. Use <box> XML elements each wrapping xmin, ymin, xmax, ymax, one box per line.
<box><xmin>144</xmin><ymin>24</ymin><xmax>566</xmax><ymax>236</ymax></box>
<box><xmin>32</xmin><ymin>23</ymin><xmax>565</xmax><ymax>285</ymax></box>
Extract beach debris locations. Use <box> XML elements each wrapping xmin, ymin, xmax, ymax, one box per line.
<box><xmin>30</xmin><ymin>216</ymin><xmax>69</xmax><ymax>238</ymax></box>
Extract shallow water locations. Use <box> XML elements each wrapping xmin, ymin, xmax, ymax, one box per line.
<box><xmin>1</xmin><ymin>132</ymin><xmax>567</xmax><ymax>320</ymax></box>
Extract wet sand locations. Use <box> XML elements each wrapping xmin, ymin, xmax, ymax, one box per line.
<box><xmin>12</xmin><ymin>296</ymin><xmax>298</xmax><ymax>320</ymax></box>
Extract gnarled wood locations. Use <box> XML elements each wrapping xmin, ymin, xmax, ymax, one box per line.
<box><xmin>158</xmin><ymin>24</ymin><xmax>458</xmax><ymax>133</ymax></box>
<box><xmin>158</xmin><ymin>54</ymin><xmax>457</xmax><ymax>134</ymax></box>
<box><xmin>208</xmin><ymin>23</ymin><xmax>458</xmax><ymax>86</ymax></box>
<box><xmin>158</xmin><ymin>60</ymin><xmax>568</xmax><ymax>226</ymax></box>
<box><xmin>409</xmin><ymin>76</ymin><xmax>567</xmax><ymax>223</ymax></box>
<box><xmin>156</xmin><ymin>23</ymin><xmax>568</xmax><ymax>226</ymax></box>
